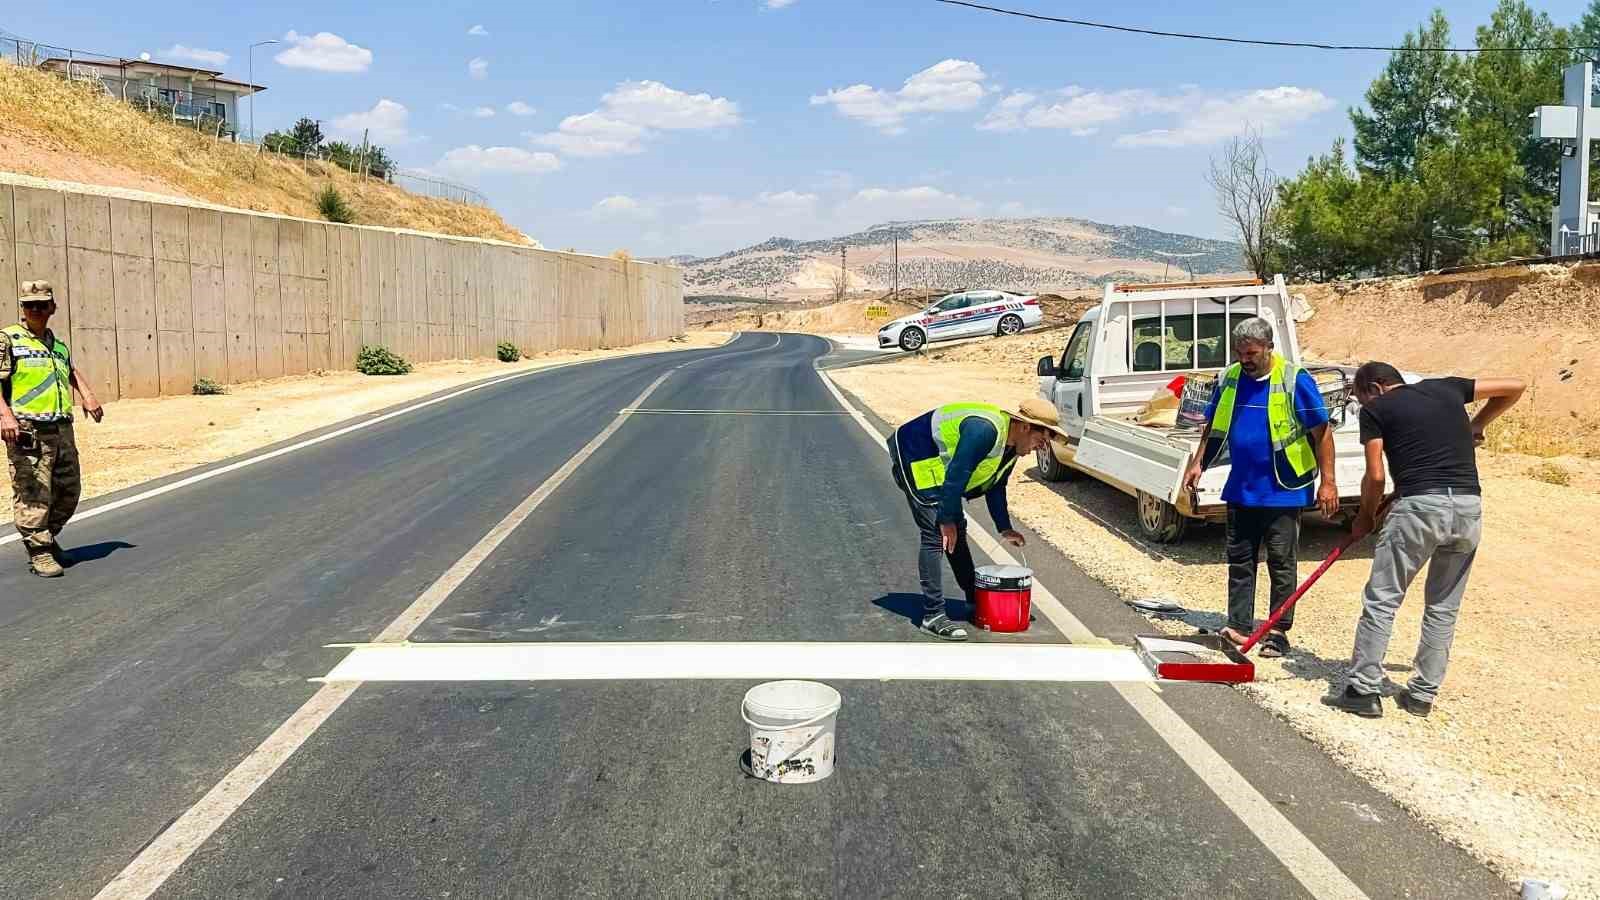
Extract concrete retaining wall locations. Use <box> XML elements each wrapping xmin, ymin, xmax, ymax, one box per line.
<box><xmin>0</xmin><ymin>179</ymin><xmax>683</xmax><ymax>401</ymax></box>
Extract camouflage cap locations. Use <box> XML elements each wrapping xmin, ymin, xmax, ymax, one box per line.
<box><xmin>19</xmin><ymin>280</ymin><xmax>54</xmax><ymax>305</ymax></box>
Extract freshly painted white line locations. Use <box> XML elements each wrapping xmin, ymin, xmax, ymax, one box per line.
<box><xmin>317</xmin><ymin>641</ymin><xmax>1154</xmax><ymax>683</ymax></box>
<box><xmin>92</xmin><ymin>368</ymin><xmax>687</xmax><ymax>900</ymax></box>
<box><xmin>5</xmin><ymin>339</ymin><xmax>742</xmax><ymax>549</ymax></box>
<box><xmin>813</xmin><ymin>362</ymin><xmax>1370</xmax><ymax>900</ymax></box>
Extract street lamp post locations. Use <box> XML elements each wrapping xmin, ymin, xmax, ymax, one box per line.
<box><xmin>248</xmin><ymin>39</ymin><xmax>279</xmax><ymax>143</ymax></box>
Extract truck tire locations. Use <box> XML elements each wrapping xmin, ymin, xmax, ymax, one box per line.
<box><xmin>1035</xmin><ymin>446</ymin><xmax>1077</xmax><ymax>482</ymax></box>
<box><xmin>997</xmin><ymin>314</ymin><xmax>1024</xmax><ymax>336</ymax></box>
<box><xmin>1136</xmin><ymin>490</ymin><xmax>1189</xmax><ymax>544</ymax></box>
<box><xmin>898</xmin><ymin>327</ymin><xmax>926</xmax><ymax>352</ymax></box>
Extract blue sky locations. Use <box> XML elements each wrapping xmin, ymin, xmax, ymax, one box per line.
<box><xmin>7</xmin><ymin>1</ymin><xmax>1579</xmax><ymax>256</ymax></box>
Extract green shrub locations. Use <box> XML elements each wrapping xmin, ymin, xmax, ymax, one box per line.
<box><xmin>317</xmin><ymin>185</ymin><xmax>355</xmax><ymax>224</ymax></box>
<box><xmin>355</xmin><ymin>345</ymin><xmax>412</xmax><ymax>376</ymax></box>
<box><xmin>192</xmin><ymin>378</ymin><xmax>226</xmax><ymax>395</ymax></box>
<box><xmin>496</xmin><ymin>341</ymin><xmax>521</xmax><ymax>362</ymax></box>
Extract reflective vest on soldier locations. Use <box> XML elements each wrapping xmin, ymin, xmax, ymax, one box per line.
<box><xmin>894</xmin><ymin>402</ymin><xmax>1017</xmax><ymax>495</ymax></box>
<box><xmin>1201</xmin><ymin>355</ymin><xmax>1317</xmax><ymax>490</ymax></box>
<box><xmin>3</xmin><ymin>324</ymin><xmax>73</xmax><ymax>422</ymax></box>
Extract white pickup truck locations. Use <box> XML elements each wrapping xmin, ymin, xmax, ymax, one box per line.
<box><xmin>1033</xmin><ymin>276</ymin><xmax>1369</xmax><ymax>543</ymax></box>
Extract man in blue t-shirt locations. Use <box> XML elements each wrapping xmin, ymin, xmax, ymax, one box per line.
<box><xmin>1182</xmin><ymin>317</ymin><xmax>1338</xmax><ymax>657</ymax></box>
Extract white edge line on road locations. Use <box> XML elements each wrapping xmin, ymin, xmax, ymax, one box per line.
<box><xmin>92</xmin><ymin>365</ymin><xmax>691</xmax><ymax>900</ymax></box>
<box><xmin>812</xmin><ymin>361</ymin><xmax>1370</xmax><ymax>900</ymax></box>
<box><xmin>3</xmin><ymin>336</ymin><xmax>745</xmax><ymax>548</ymax></box>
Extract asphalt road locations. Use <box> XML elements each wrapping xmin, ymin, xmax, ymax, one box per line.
<box><xmin>0</xmin><ymin>332</ymin><xmax>1509</xmax><ymax>899</ymax></box>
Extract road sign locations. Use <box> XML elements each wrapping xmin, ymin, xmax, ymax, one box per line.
<box><xmin>864</xmin><ymin>304</ymin><xmax>889</xmax><ymax>318</ymax></box>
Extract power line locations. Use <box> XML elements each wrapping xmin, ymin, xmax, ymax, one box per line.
<box><xmin>933</xmin><ymin>0</ymin><xmax>1596</xmax><ymax>53</ymax></box>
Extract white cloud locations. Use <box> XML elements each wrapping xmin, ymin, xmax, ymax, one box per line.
<box><xmin>506</xmin><ymin>101</ymin><xmax>536</xmax><ymax>116</ymax></box>
<box><xmin>817</xmin><ymin>169</ymin><xmax>855</xmax><ymax>191</ymax></box>
<box><xmin>472</xmin><ymin>106</ymin><xmax>496</xmax><ymax>119</ymax></box>
<box><xmin>843</xmin><ymin>185</ymin><xmax>983</xmax><ymax>219</ymax></box>
<box><xmin>758</xmin><ymin>190</ymin><xmax>818</xmax><ymax>209</ymax></box>
<box><xmin>437</xmin><ymin>145</ymin><xmax>562</xmax><ymax>176</ymax></box>
<box><xmin>599</xmin><ymin>80</ymin><xmax>741</xmax><ymax>130</ymax></box>
<box><xmin>811</xmin><ymin>59</ymin><xmax>987</xmax><ymax>135</ymax></box>
<box><xmin>1116</xmin><ymin>86</ymin><xmax>1335</xmax><ymax>147</ymax></box>
<box><xmin>468</xmin><ymin>57</ymin><xmax>489</xmax><ymax>80</ymax></box>
<box><xmin>1164</xmin><ymin>205</ymin><xmax>1190</xmax><ymax>217</ymax></box>
<box><xmin>274</xmin><ymin>31</ymin><xmax>372</xmax><ymax>73</ymax></box>
<box><xmin>467</xmin><ymin>24</ymin><xmax>488</xmax><ymax>36</ymax></box>
<box><xmin>532</xmin><ymin>80</ymin><xmax>740</xmax><ymax>158</ymax></box>
<box><xmin>331</xmin><ymin>99</ymin><xmax>413</xmax><ymax>144</ymax></box>
<box><xmin>161</xmin><ymin>44</ymin><xmax>229</xmax><ymax>67</ymax></box>
<box><xmin>532</xmin><ymin>112</ymin><xmax>649</xmax><ymax>157</ymax></box>
<box><xmin>592</xmin><ymin>195</ymin><xmax>658</xmax><ymax>219</ymax></box>
<box><xmin>765</xmin><ymin>0</ymin><xmax>798</xmax><ymax>7</ymax></box>
<box><xmin>978</xmin><ymin>84</ymin><xmax>1333</xmax><ymax>146</ymax></box>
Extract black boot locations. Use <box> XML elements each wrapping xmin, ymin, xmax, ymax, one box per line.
<box><xmin>1320</xmin><ymin>686</ymin><xmax>1382</xmax><ymax>718</ymax></box>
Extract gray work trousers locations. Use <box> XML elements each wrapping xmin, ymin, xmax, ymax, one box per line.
<box><xmin>1347</xmin><ymin>492</ymin><xmax>1482</xmax><ymax>703</ymax></box>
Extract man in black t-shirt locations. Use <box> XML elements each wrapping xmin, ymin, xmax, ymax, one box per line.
<box><xmin>1322</xmin><ymin>362</ymin><xmax>1524</xmax><ymax>719</ymax></box>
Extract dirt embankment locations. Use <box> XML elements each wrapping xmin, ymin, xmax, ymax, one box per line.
<box><xmin>0</xmin><ymin>60</ymin><xmax>526</xmax><ymax>243</ymax></box>
<box><xmin>1296</xmin><ymin>262</ymin><xmax>1600</xmax><ymax>457</ymax></box>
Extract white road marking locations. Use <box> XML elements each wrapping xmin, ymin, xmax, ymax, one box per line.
<box><xmin>813</xmin><ymin>361</ymin><xmax>1370</xmax><ymax>900</ymax></box>
<box><xmin>316</xmin><ymin>641</ymin><xmax>1154</xmax><ymax>683</ymax></box>
<box><xmin>4</xmin><ymin>340</ymin><xmax>741</xmax><ymax>549</ymax></box>
<box><xmin>92</xmin><ymin>367</ymin><xmax>688</xmax><ymax>900</ymax></box>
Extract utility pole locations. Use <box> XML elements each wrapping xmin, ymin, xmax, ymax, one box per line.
<box><xmin>247</xmin><ymin>39</ymin><xmax>279</xmax><ymax>144</ymax></box>
<box><xmin>892</xmin><ymin>234</ymin><xmax>899</xmax><ymax>299</ymax></box>
<box><xmin>840</xmin><ymin>245</ymin><xmax>847</xmax><ymax>299</ymax></box>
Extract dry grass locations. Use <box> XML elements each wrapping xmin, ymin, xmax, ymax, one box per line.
<box><xmin>0</xmin><ymin>60</ymin><xmax>526</xmax><ymax>243</ymax></box>
<box><xmin>1526</xmin><ymin>460</ymin><xmax>1573</xmax><ymax>486</ymax></box>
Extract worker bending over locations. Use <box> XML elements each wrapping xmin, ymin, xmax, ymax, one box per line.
<box><xmin>1323</xmin><ymin>363</ymin><xmax>1524</xmax><ymax>718</ymax></box>
<box><xmin>887</xmin><ymin>398</ymin><xmax>1065</xmax><ymax>641</ymax></box>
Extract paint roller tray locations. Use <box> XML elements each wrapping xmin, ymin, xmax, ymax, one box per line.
<box><xmin>1134</xmin><ymin>633</ymin><xmax>1255</xmax><ymax>684</ymax></box>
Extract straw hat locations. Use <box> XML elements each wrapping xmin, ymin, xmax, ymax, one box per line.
<box><xmin>1011</xmin><ymin>397</ymin><xmax>1071</xmax><ymax>439</ymax></box>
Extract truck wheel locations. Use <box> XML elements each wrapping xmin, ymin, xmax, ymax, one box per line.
<box><xmin>1136</xmin><ymin>491</ymin><xmax>1189</xmax><ymax>544</ymax></box>
<box><xmin>997</xmin><ymin>314</ymin><xmax>1024</xmax><ymax>336</ymax></box>
<box><xmin>1035</xmin><ymin>446</ymin><xmax>1077</xmax><ymax>482</ymax></box>
<box><xmin>898</xmin><ymin>327</ymin><xmax>926</xmax><ymax>351</ymax></box>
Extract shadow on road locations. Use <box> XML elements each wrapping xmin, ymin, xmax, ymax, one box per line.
<box><xmin>61</xmin><ymin>541</ymin><xmax>137</xmax><ymax>568</ymax></box>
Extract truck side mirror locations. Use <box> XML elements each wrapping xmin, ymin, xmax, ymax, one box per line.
<box><xmin>1037</xmin><ymin>356</ymin><xmax>1057</xmax><ymax>377</ymax></box>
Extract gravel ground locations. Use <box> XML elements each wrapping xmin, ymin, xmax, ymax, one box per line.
<box><xmin>828</xmin><ymin>341</ymin><xmax>1600</xmax><ymax>897</ymax></box>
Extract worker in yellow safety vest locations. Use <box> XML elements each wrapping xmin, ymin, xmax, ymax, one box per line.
<box><xmin>1182</xmin><ymin>316</ymin><xmax>1337</xmax><ymax>658</ymax></box>
<box><xmin>888</xmin><ymin>398</ymin><xmax>1067</xmax><ymax>640</ymax></box>
<box><xmin>1</xmin><ymin>281</ymin><xmax>104</xmax><ymax>578</ymax></box>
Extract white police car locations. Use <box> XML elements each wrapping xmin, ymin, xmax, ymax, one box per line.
<box><xmin>877</xmin><ymin>290</ymin><xmax>1042</xmax><ymax>351</ymax></box>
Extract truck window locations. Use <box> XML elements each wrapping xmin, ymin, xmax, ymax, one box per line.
<box><xmin>1059</xmin><ymin>321</ymin><xmax>1092</xmax><ymax>379</ymax></box>
<box><xmin>1130</xmin><ymin>313</ymin><xmax>1229</xmax><ymax>371</ymax></box>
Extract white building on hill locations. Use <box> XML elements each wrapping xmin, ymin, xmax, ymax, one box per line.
<box><xmin>38</xmin><ymin>56</ymin><xmax>264</xmax><ymax>139</ymax></box>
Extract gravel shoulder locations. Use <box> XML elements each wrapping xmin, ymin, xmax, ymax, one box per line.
<box><xmin>1</xmin><ymin>332</ymin><xmax>731</xmax><ymax>519</ymax></box>
<box><xmin>827</xmin><ymin>331</ymin><xmax>1600</xmax><ymax>897</ymax></box>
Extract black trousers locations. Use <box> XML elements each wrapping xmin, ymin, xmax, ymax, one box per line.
<box><xmin>1226</xmin><ymin>506</ymin><xmax>1301</xmax><ymax>634</ymax></box>
<box><xmin>888</xmin><ymin>438</ymin><xmax>976</xmax><ymax>619</ymax></box>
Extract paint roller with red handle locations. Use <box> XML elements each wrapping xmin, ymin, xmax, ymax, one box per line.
<box><xmin>1134</xmin><ymin>498</ymin><xmax>1392</xmax><ymax>683</ymax></box>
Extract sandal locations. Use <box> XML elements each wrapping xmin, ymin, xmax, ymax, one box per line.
<box><xmin>1259</xmin><ymin>630</ymin><xmax>1291</xmax><ymax>658</ymax></box>
<box><xmin>919</xmin><ymin>613</ymin><xmax>970</xmax><ymax>642</ymax></box>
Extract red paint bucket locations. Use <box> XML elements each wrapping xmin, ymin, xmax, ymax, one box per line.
<box><xmin>974</xmin><ymin>565</ymin><xmax>1032</xmax><ymax>633</ymax></box>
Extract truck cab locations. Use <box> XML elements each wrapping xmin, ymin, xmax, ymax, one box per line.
<box><xmin>1034</xmin><ymin>276</ymin><xmax>1369</xmax><ymax>542</ymax></box>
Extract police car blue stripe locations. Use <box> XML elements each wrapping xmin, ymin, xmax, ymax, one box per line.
<box><xmin>927</xmin><ymin>308</ymin><xmax>1010</xmax><ymax>330</ymax></box>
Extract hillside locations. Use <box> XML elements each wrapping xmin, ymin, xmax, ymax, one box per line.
<box><xmin>0</xmin><ymin>59</ymin><xmax>526</xmax><ymax>243</ymax></box>
<box><xmin>682</xmin><ymin>217</ymin><xmax>1243</xmax><ymax>300</ymax></box>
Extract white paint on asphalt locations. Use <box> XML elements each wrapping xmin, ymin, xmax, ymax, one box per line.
<box><xmin>316</xmin><ymin>641</ymin><xmax>1155</xmax><ymax>683</ymax></box>
<box><xmin>91</xmin><ymin>366</ymin><xmax>689</xmax><ymax>900</ymax></box>
<box><xmin>813</xmin><ymin>361</ymin><xmax>1371</xmax><ymax>900</ymax></box>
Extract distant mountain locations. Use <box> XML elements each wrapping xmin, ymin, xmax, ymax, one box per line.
<box><xmin>681</xmin><ymin>217</ymin><xmax>1245</xmax><ymax>299</ymax></box>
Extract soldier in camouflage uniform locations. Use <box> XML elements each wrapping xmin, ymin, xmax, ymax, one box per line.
<box><xmin>1</xmin><ymin>281</ymin><xmax>104</xmax><ymax>577</ymax></box>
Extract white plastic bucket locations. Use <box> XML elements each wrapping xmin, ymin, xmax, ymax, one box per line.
<box><xmin>741</xmin><ymin>680</ymin><xmax>841</xmax><ymax>784</ymax></box>
<box><xmin>1521</xmin><ymin>879</ymin><xmax>1568</xmax><ymax>900</ymax></box>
